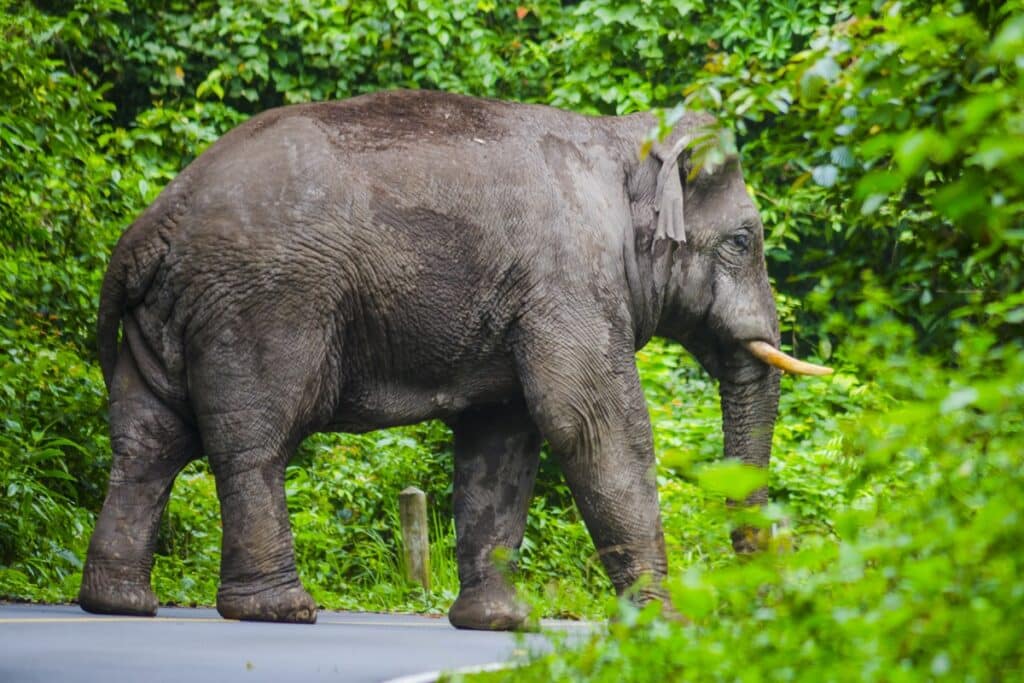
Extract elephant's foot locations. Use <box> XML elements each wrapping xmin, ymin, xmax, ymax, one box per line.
<box><xmin>449</xmin><ymin>582</ymin><xmax>533</xmax><ymax>631</ymax></box>
<box><xmin>217</xmin><ymin>582</ymin><xmax>317</xmax><ymax>624</ymax></box>
<box><xmin>78</xmin><ymin>561</ymin><xmax>158</xmax><ymax>617</ymax></box>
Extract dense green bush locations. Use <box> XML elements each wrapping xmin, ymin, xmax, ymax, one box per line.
<box><xmin>2</xmin><ymin>0</ymin><xmax>1021</xmax><ymax>677</ymax></box>
<box><xmin>473</xmin><ymin>315</ymin><xmax>1024</xmax><ymax>681</ymax></box>
<box><xmin>684</xmin><ymin>0</ymin><xmax>1024</xmax><ymax>352</ymax></box>
<box><xmin>1</xmin><ymin>4</ymin><xmax>124</xmax><ymax>595</ymax></box>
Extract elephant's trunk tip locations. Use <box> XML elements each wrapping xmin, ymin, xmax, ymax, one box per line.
<box><xmin>745</xmin><ymin>340</ymin><xmax>834</xmax><ymax>377</ymax></box>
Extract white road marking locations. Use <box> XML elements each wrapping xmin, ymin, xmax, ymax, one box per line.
<box><xmin>382</xmin><ymin>661</ymin><xmax>514</xmax><ymax>683</ymax></box>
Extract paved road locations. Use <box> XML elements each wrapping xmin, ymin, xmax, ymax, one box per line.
<box><xmin>0</xmin><ymin>603</ymin><xmax>594</xmax><ymax>682</ymax></box>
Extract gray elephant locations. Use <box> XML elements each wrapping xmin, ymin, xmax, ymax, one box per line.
<box><xmin>78</xmin><ymin>89</ymin><xmax>829</xmax><ymax>630</ymax></box>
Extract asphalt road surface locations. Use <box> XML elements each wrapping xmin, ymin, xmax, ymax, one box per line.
<box><xmin>0</xmin><ymin>603</ymin><xmax>595</xmax><ymax>682</ymax></box>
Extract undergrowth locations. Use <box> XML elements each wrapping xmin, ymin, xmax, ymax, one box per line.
<box><xmin>460</xmin><ymin>317</ymin><xmax>1024</xmax><ymax>681</ymax></box>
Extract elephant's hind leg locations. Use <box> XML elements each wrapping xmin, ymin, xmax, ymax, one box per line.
<box><xmin>207</xmin><ymin>444</ymin><xmax>316</xmax><ymax>624</ymax></box>
<box><xmin>448</xmin><ymin>404</ymin><xmax>541</xmax><ymax>631</ymax></box>
<box><xmin>79</xmin><ymin>349</ymin><xmax>198</xmax><ymax>616</ymax></box>
<box><xmin>190</xmin><ymin>337</ymin><xmax>321</xmax><ymax>624</ymax></box>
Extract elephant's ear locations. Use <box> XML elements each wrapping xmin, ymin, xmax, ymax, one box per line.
<box><xmin>650</xmin><ymin>134</ymin><xmax>690</xmax><ymax>251</ymax></box>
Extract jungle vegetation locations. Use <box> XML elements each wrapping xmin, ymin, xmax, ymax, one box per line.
<box><xmin>1</xmin><ymin>0</ymin><xmax>1021</xmax><ymax>679</ymax></box>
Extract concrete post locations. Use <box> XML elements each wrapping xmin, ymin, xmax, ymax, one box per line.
<box><xmin>398</xmin><ymin>486</ymin><xmax>431</xmax><ymax>590</ymax></box>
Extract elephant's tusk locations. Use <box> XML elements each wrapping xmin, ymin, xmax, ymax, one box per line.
<box><xmin>745</xmin><ymin>340</ymin><xmax>834</xmax><ymax>376</ymax></box>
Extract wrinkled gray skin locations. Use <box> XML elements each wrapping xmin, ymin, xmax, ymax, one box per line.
<box><xmin>79</xmin><ymin>90</ymin><xmax>780</xmax><ymax>630</ymax></box>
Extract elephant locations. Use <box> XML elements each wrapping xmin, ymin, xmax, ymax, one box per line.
<box><xmin>78</xmin><ymin>89</ymin><xmax>830</xmax><ymax>630</ymax></box>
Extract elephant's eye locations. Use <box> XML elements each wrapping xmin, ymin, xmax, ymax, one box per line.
<box><xmin>730</xmin><ymin>232</ymin><xmax>751</xmax><ymax>251</ymax></box>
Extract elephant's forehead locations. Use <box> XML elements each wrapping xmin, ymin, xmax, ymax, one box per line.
<box><xmin>687</xmin><ymin>168</ymin><xmax>759</xmax><ymax>229</ymax></box>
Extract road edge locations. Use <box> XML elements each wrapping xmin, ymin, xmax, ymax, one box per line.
<box><xmin>382</xmin><ymin>660</ymin><xmax>513</xmax><ymax>683</ymax></box>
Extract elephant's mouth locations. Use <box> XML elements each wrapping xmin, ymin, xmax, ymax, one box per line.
<box><xmin>744</xmin><ymin>340</ymin><xmax>833</xmax><ymax>376</ymax></box>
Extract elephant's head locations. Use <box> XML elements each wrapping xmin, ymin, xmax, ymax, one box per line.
<box><xmin>642</xmin><ymin>114</ymin><xmax>832</xmax><ymax>552</ymax></box>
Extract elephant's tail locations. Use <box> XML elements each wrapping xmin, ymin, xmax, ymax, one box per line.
<box><xmin>96</xmin><ymin>216</ymin><xmax>172</xmax><ymax>390</ymax></box>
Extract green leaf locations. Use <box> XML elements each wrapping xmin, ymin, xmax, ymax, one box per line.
<box><xmin>695</xmin><ymin>462</ymin><xmax>768</xmax><ymax>501</ymax></box>
<box><xmin>830</xmin><ymin>146</ymin><xmax>854</xmax><ymax>168</ymax></box>
<box><xmin>860</xmin><ymin>193</ymin><xmax>887</xmax><ymax>215</ymax></box>
<box><xmin>669</xmin><ymin>0</ymin><xmax>700</xmax><ymax>18</ymax></box>
<box><xmin>990</xmin><ymin>14</ymin><xmax>1024</xmax><ymax>61</ymax></box>
<box><xmin>895</xmin><ymin>129</ymin><xmax>937</xmax><ymax>177</ymax></box>
<box><xmin>812</xmin><ymin>164</ymin><xmax>839</xmax><ymax>187</ymax></box>
<box><xmin>940</xmin><ymin>387</ymin><xmax>978</xmax><ymax>413</ymax></box>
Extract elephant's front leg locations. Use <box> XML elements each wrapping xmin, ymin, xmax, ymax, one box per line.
<box><xmin>516</xmin><ymin>325</ymin><xmax>669</xmax><ymax>605</ymax></box>
<box><xmin>448</xmin><ymin>404</ymin><xmax>541</xmax><ymax>631</ymax></box>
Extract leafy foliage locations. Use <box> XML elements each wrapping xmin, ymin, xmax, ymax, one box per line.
<box><xmin>684</xmin><ymin>0</ymin><xmax>1024</xmax><ymax>350</ymax></box>
<box><xmin>469</xmin><ymin>317</ymin><xmax>1024</xmax><ymax>681</ymax></box>
<box><xmin>1</xmin><ymin>4</ymin><xmax>126</xmax><ymax>596</ymax></box>
<box><xmin>1</xmin><ymin>0</ymin><xmax>1022</xmax><ymax>678</ymax></box>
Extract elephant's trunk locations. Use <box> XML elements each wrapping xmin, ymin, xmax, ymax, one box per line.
<box><xmin>720</xmin><ymin>367</ymin><xmax>780</xmax><ymax>553</ymax></box>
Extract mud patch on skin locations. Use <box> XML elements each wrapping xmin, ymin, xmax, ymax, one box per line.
<box><xmin>297</xmin><ymin>90</ymin><xmax>510</xmax><ymax>151</ymax></box>
<box><xmin>244</xmin><ymin>107</ymin><xmax>300</xmax><ymax>138</ymax></box>
<box><xmin>539</xmin><ymin>133</ymin><xmax>593</xmax><ymax>215</ymax></box>
<box><xmin>540</xmin><ymin>133</ymin><xmax>589</xmax><ymax>182</ymax></box>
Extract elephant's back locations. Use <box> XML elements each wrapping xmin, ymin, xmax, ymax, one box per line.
<box><xmin>167</xmin><ymin>92</ymin><xmax>523</xmax><ymax>237</ymax></box>
<box><xmin>153</xmin><ymin>99</ymin><xmax>518</xmax><ymax>322</ymax></box>
<box><xmin>165</xmin><ymin>89</ymin><xmax>628</xmax><ymax>249</ymax></box>
<box><xmin>179</xmin><ymin>89</ymin><xmax>589</xmax><ymax>185</ymax></box>
<box><xmin>159</xmin><ymin>92</ymin><xmax>583</xmax><ymax>283</ymax></box>
<box><xmin>287</xmin><ymin>89</ymin><xmax>516</xmax><ymax>151</ymax></box>
<box><xmin>143</xmin><ymin>90</ymin><xmax>628</xmax><ymax>341</ymax></box>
